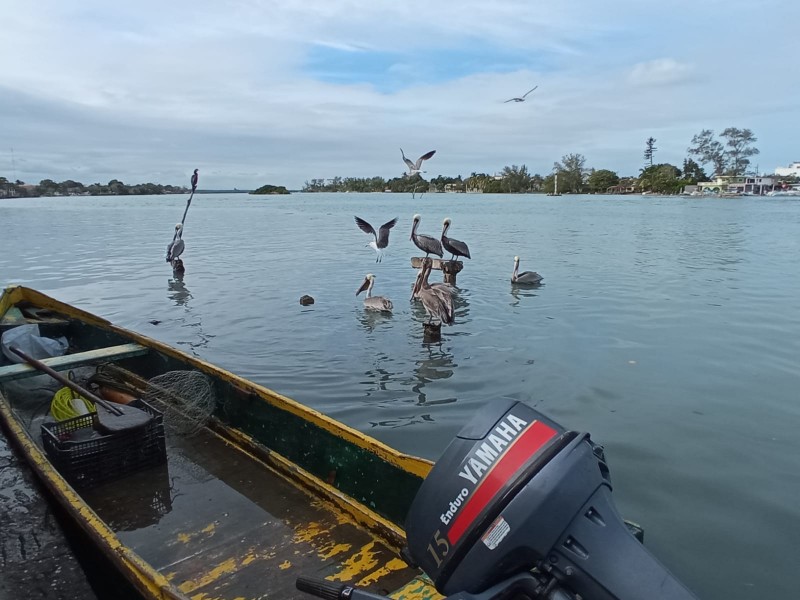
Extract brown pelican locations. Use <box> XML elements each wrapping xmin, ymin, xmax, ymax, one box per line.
<box><xmin>411</xmin><ymin>214</ymin><xmax>443</xmax><ymax>258</ymax></box>
<box><xmin>504</xmin><ymin>85</ymin><xmax>538</xmax><ymax>103</ymax></box>
<box><xmin>512</xmin><ymin>256</ymin><xmax>543</xmax><ymax>284</ymax></box>
<box><xmin>356</xmin><ymin>274</ymin><xmax>393</xmax><ymax>312</ymax></box>
<box><xmin>412</xmin><ymin>260</ymin><xmax>454</xmax><ymax>325</ymax></box>
<box><xmin>441</xmin><ymin>218</ymin><xmax>471</xmax><ymax>262</ymax></box>
<box><xmin>190</xmin><ymin>168</ymin><xmax>199</xmax><ymax>192</ymax></box>
<box><xmin>166</xmin><ymin>223</ymin><xmax>185</xmax><ymax>265</ymax></box>
<box><xmin>354</xmin><ymin>216</ymin><xmax>398</xmax><ymax>263</ymax></box>
<box><xmin>401</xmin><ymin>148</ymin><xmax>436</xmax><ymax>176</ymax></box>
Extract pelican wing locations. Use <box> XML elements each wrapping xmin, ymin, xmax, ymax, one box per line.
<box><xmin>170</xmin><ymin>239</ymin><xmax>185</xmax><ymax>260</ymax></box>
<box><xmin>354</xmin><ymin>216</ymin><xmax>377</xmax><ymax>240</ymax></box>
<box><xmin>443</xmin><ymin>236</ymin><xmax>471</xmax><ymax>259</ymax></box>
<box><xmin>376</xmin><ymin>217</ymin><xmax>398</xmax><ymax>249</ymax></box>
<box><xmin>414</xmin><ymin>150</ymin><xmax>436</xmax><ymax>170</ymax></box>
<box><xmin>364</xmin><ymin>296</ymin><xmax>393</xmax><ymax>312</ymax></box>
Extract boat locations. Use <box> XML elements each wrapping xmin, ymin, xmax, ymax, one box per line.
<box><xmin>0</xmin><ymin>285</ymin><xmax>438</xmax><ymax>600</ymax></box>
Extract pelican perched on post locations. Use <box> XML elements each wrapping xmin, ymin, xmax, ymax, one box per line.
<box><xmin>512</xmin><ymin>256</ymin><xmax>543</xmax><ymax>285</ymax></box>
<box><xmin>354</xmin><ymin>216</ymin><xmax>398</xmax><ymax>263</ymax></box>
<box><xmin>166</xmin><ymin>223</ymin><xmax>185</xmax><ymax>266</ymax></box>
<box><xmin>412</xmin><ymin>260</ymin><xmax>454</xmax><ymax>325</ymax></box>
<box><xmin>190</xmin><ymin>168</ymin><xmax>199</xmax><ymax>192</ymax></box>
<box><xmin>356</xmin><ymin>274</ymin><xmax>393</xmax><ymax>312</ymax></box>
<box><xmin>401</xmin><ymin>149</ymin><xmax>436</xmax><ymax>176</ymax></box>
<box><xmin>411</xmin><ymin>214</ymin><xmax>443</xmax><ymax>258</ymax></box>
<box><xmin>441</xmin><ymin>218</ymin><xmax>471</xmax><ymax>262</ymax></box>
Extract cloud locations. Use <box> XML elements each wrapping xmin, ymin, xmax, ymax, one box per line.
<box><xmin>627</xmin><ymin>58</ymin><xmax>695</xmax><ymax>87</ymax></box>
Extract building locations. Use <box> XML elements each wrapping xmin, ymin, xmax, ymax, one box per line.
<box><xmin>697</xmin><ymin>175</ymin><xmax>776</xmax><ymax>195</ymax></box>
<box><xmin>775</xmin><ymin>162</ymin><xmax>800</xmax><ymax>177</ymax></box>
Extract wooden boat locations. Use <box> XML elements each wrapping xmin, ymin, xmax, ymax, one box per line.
<box><xmin>0</xmin><ymin>285</ymin><xmax>439</xmax><ymax>600</ymax></box>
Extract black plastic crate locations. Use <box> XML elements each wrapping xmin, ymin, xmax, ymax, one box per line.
<box><xmin>41</xmin><ymin>399</ymin><xmax>167</xmax><ymax>489</ymax></box>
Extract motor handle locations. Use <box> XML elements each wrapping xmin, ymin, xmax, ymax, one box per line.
<box><xmin>296</xmin><ymin>577</ymin><xmax>391</xmax><ymax>600</ymax></box>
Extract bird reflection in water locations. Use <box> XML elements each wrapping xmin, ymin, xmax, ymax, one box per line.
<box><xmin>356</xmin><ymin>307</ymin><xmax>393</xmax><ymax>333</ymax></box>
<box><xmin>411</xmin><ymin>342</ymin><xmax>458</xmax><ymax>407</ymax></box>
<box><xmin>166</xmin><ymin>276</ymin><xmax>214</xmax><ymax>355</ymax></box>
<box><xmin>510</xmin><ymin>285</ymin><xmax>540</xmax><ymax>307</ymax></box>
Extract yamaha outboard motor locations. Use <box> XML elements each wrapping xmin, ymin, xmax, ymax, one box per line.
<box><xmin>404</xmin><ymin>399</ymin><xmax>697</xmax><ymax>599</ymax></box>
<box><xmin>298</xmin><ymin>399</ymin><xmax>699</xmax><ymax>600</ymax></box>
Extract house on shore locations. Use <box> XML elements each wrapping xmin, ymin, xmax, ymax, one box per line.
<box><xmin>698</xmin><ymin>175</ymin><xmax>776</xmax><ymax>195</ymax></box>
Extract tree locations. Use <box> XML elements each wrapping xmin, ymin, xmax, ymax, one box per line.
<box><xmin>638</xmin><ymin>163</ymin><xmax>682</xmax><ymax>194</ymax></box>
<box><xmin>688</xmin><ymin>130</ymin><xmax>725</xmax><ymax>176</ymax></box>
<box><xmin>720</xmin><ymin>128</ymin><xmax>759</xmax><ymax>175</ymax></box>
<box><xmin>681</xmin><ymin>158</ymin><xmax>707</xmax><ymax>184</ymax></box>
<box><xmin>553</xmin><ymin>153</ymin><xmax>587</xmax><ymax>193</ymax></box>
<box><xmin>588</xmin><ymin>169</ymin><xmax>620</xmax><ymax>193</ymax></box>
<box><xmin>644</xmin><ymin>137</ymin><xmax>657</xmax><ymax>168</ymax></box>
<box><xmin>499</xmin><ymin>165</ymin><xmax>532</xmax><ymax>193</ymax></box>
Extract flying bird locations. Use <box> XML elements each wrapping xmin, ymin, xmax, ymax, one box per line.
<box><xmin>356</xmin><ymin>274</ymin><xmax>393</xmax><ymax>312</ymax></box>
<box><xmin>512</xmin><ymin>256</ymin><xmax>543</xmax><ymax>285</ymax></box>
<box><xmin>354</xmin><ymin>216</ymin><xmax>398</xmax><ymax>262</ymax></box>
<box><xmin>166</xmin><ymin>223</ymin><xmax>185</xmax><ymax>265</ymax></box>
<box><xmin>412</xmin><ymin>260</ymin><xmax>454</xmax><ymax>325</ymax></box>
<box><xmin>190</xmin><ymin>169</ymin><xmax>199</xmax><ymax>192</ymax></box>
<box><xmin>401</xmin><ymin>148</ymin><xmax>436</xmax><ymax>176</ymax></box>
<box><xmin>410</xmin><ymin>214</ymin><xmax>444</xmax><ymax>258</ymax></box>
<box><xmin>441</xmin><ymin>218</ymin><xmax>471</xmax><ymax>262</ymax></box>
<box><xmin>504</xmin><ymin>85</ymin><xmax>538</xmax><ymax>103</ymax></box>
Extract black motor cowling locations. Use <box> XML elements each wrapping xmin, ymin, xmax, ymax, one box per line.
<box><xmin>403</xmin><ymin>398</ymin><xmax>698</xmax><ymax>599</ymax></box>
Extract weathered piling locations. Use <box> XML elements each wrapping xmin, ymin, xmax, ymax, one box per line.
<box><xmin>410</xmin><ymin>257</ymin><xmax>464</xmax><ymax>285</ymax></box>
<box><xmin>422</xmin><ymin>322</ymin><xmax>442</xmax><ymax>343</ymax></box>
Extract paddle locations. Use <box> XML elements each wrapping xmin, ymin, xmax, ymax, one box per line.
<box><xmin>8</xmin><ymin>346</ymin><xmax>153</xmax><ymax>433</ymax></box>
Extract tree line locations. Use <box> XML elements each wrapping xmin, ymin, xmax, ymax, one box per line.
<box><xmin>0</xmin><ymin>177</ymin><xmax>189</xmax><ymax>198</ymax></box>
<box><xmin>302</xmin><ymin>127</ymin><xmax>774</xmax><ymax>195</ymax></box>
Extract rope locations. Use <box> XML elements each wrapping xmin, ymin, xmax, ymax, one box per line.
<box><xmin>50</xmin><ymin>386</ymin><xmax>95</xmax><ymax>421</ymax></box>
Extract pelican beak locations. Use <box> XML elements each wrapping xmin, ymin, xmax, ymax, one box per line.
<box><xmin>356</xmin><ymin>278</ymin><xmax>369</xmax><ymax>296</ymax></box>
<box><xmin>410</xmin><ymin>272</ymin><xmax>421</xmax><ymax>300</ymax></box>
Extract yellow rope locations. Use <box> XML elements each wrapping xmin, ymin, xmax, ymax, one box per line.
<box><xmin>50</xmin><ymin>386</ymin><xmax>95</xmax><ymax>421</ymax></box>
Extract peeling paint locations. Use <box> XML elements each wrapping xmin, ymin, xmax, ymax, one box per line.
<box><xmin>357</xmin><ymin>557</ymin><xmax>408</xmax><ymax>587</ymax></box>
<box><xmin>278</xmin><ymin>560</ymin><xmax>292</xmax><ymax>570</ymax></box>
<box><xmin>328</xmin><ymin>541</ymin><xmax>380</xmax><ymax>582</ymax></box>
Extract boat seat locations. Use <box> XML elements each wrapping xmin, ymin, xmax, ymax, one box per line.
<box><xmin>0</xmin><ymin>343</ymin><xmax>148</xmax><ymax>383</ymax></box>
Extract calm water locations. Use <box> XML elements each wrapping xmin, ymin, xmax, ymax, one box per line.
<box><xmin>1</xmin><ymin>192</ymin><xmax>799</xmax><ymax>598</ymax></box>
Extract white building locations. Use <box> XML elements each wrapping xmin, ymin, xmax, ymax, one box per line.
<box><xmin>775</xmin><ymin>162</ymin><xmax>800</xmax><ymax>177</ymax></box>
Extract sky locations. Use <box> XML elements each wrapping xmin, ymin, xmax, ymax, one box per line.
<box><xmin>2</xmin><ymin>0</ymin><xmax>799</xmax><ymax>190</ymax></box>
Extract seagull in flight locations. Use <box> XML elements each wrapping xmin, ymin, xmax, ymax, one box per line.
<box><xmin>354</xmin><ymin>216</ymin><xmax>398</xmax><ymax>262</ymax></box>
<box><xmin>401</xmin><ymin>148</ymin><xmax>436</xmax><ymax>176</ymax></box>
<box><xmin>504</xmin><ymin>85</ymin><xmax>538</xmax><ymax>103</ymax></box>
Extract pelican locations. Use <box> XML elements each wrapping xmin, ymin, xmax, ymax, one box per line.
<box><xmin>401</xmin><ymin>148</ymin><xmax>436</xmax><ymax>176</ymax></box>
<box><xmin>512</xmin><ymin>256</ymin><xmax>543</xmax><ymax>284</ymax></box>
<box><xmin>441</xmin><ymin>218</ymin><xmax>471</xmax><ymax>262</ymax></box>
<box><xmin>412</xmin><ymin>260</ymin><xmax>454</xmax><ymax>325</ymax></box>
<box><xmin>190</xmin><ymin>168</ymin><xmax>199</xmax><ymax>192</ymax></box>
<box><xmin>504</xmin><ymin>85</ymin><xmax>538</xmax><ymax>103</ymax></box>
<box><xmin>354</xmin><ymin>216</ymin><xmax>398</xmax><ymax>263</ymax></box>
<box><xmin>166</xmin><ymin>223</ymin><xmax>185</xmax><ymax>265</ymax></box>
<box><xmin>411</xmin><ymin>214</ymin><xmax>444</xmax><ymax>258</ymax></box>
<box><xmin>356</xmin><ymin>274</ymin><xmax>393</xmax><ymax>312</ymax></box>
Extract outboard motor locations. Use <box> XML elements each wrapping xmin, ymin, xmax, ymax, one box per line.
<box><xmin>298</xmin><ymin>399</ymin><xmax>699</xmax><ymax>600</ymax></box>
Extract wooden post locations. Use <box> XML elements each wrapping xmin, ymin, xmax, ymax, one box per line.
<box><xmin>411</xmin><ymin>257</ymin><xmax>464</xmax><ymax>285</ymax></box>
<box><xmin>422</xmin><ymin>322</ymin><xmax>442</xmax><ymax>343</ymax></box>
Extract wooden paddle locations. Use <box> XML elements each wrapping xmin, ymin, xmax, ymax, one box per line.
<box><xmin>8</xmin><ymin>346</ymin><xmax>152</xmax><ymax>433</ymax></box>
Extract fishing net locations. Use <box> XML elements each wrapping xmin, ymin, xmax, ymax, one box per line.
<box><xmin>142</xmin><ymin>371</ymin><xmax>216</xmax><ymax>436</ymax></box>
<box><xmin>92</xmin><ymin>365</ymin><xmax>216</xmax><ymax>436</ymax></box>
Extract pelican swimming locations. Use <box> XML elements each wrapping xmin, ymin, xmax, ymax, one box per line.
<box><xmin>441</xmin><ymin>218</ymin><xmax>471</xmax><ymax>262</ymax></box>
<box><xmin>401</xmin><ymin>148</ymin><xmax>436</xmax><ymax>176</ymax></box>
<box><xmin>411</xmin><ymin>214</ymin><xmax>444</xmax><ymax>258</ymax></box>
<box><xmin>412</xmin><ymin>260</ymin><xmax>454</xmax><ymax>325</ymax></box>
<box><xmin>166</xmin><ymin>223</ymin><xmax>185</xmax><ymax>266</ymax></box>
<box><xmin>356</xmin><ymin>274</ymin><xmax>393</xmax><ymax>312</ymax></box>
<box><xmin>504</xmin><ymin>85</ymin><xmax>538</xmax><ymax>103</ymax></box>
<box><xmin>354</xmin><ymin>216</ymin><xmax>398</xmax><ymax>263</ymax></box>
<box><xmin>512</xmin><ymin>256</ymin><xmax>543</xmax><ymax>284</ymax></box>
<box><xmin>190</xmin><ymin>168</ymin><xmax>199</xmax><ymax>192</ymax></box>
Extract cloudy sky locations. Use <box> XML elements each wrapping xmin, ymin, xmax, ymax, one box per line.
<box><xmin>2</xmin><ymin>0</ymin><xmax>798</xmax><ymax>189</ymax></box>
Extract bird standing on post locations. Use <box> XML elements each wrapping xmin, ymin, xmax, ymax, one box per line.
<box><xmin>191</xmin><ymin>169</ymin><xmax>199</xmax><ymax>192</ymax></box>
<box><xmin>410</xmin><ymin>214</ymin><xmax>443</xmax><ymax>258</ymax></box>
<box><xmin>401</xmin><ymin>149</ymin><xmax>436</xmax><ymax>176</ymax></box>
<box><xmin>354</xmin><ymin>216</ymin><xmax>398</xmax><ymax>263</ymax></box>
<box><xmin>166</xmin><ymin>224</ymin><xmax>185</xmax><ymax>266</ymax></box>
<box><xmin>412</xmin><ymin>260</ymin><xmax>454</xmax><ymax>325</ymax></box>
<box><xmin>441</xmin><ymin>218</ymin><xmax>471</xmax><ymax>262</ymax></box>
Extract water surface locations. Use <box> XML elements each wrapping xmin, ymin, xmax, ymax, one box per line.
<box><xmin>2</xmin><ymin>192</ymin><xmax>799</xmax><ymax>598</ymax></box>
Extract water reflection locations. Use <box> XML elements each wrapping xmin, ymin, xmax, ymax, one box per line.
<box><xmin>166</xmin><ymin>276</ymin><xmax>214</xmax><ymax>355</ymax></box>
<box><xmin>167</xmin><ymin>274</ymin><xmax>192</xmax><ymax>307</ymax></box>
<box><xmin>410</xmin><ymin>342</ymin><xmax>457</xmax><ymax>406</ymax></box>
<box><xmin>356</xmin><ymin>308</ymin><xmax>393</xmax><ymax>333</ymax></box>
<box><xmin>510</xmin><ymin>285</ymin><xmax>540</xmax><ymax>306</ymax></box>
